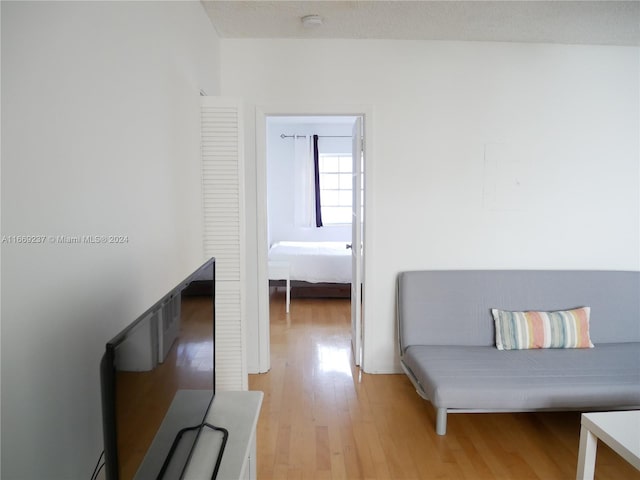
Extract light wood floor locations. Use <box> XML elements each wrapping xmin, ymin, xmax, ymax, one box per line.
<box><xmin>249</xmin><ymin>293</ymin><xmax>640</xmax><ymax>480</ymax></box>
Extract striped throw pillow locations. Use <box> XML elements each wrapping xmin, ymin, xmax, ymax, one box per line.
<box><xmin>492</xmin><ymin>307</ymin><xmax>594</xmax><ymax>350</ymax></box>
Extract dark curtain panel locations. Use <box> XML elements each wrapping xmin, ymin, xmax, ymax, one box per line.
<box><xmin>313</xmin><ymin>134</ymin><xmax>323</xmax><ymax>227</ymax></box>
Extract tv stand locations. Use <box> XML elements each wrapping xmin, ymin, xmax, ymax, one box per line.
<box><xmin>159</xmin><ymin>422</ymin><xmax>228</xmax><ymax>479</ymax></box>
<box><xmin>136</xmin><ymin>391</ymin><xmax>263</xmax><ymax>480</ymax></box>
<box><xmin>184</xmin><ymin>391</ymin><xmax>262</xmax><ymax>479</ymax></box>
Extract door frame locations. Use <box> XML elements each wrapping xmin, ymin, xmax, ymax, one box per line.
<box><xmin>255</xmin><ymin>104</ymin><xmax>373</xmax><ymax>373</ymax></box>
<box><xmin>351</xmin><ymin>117</ymin><xmax>363</xmax><ymax>366</ymax></box>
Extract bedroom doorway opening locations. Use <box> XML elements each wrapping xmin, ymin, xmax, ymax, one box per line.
<box><xmin>259</xmin><ymin>112</ymin><xmax>366</xmax><ymax>371</ymax></box>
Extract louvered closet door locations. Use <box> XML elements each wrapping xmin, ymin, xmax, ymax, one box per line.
<box><xmin>201</xmin><ymin>97</ymin><xmax>247</xmax><ymax>391</ymax></box>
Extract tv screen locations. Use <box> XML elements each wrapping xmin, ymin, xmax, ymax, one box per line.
<box><xmin>101</xmin><ymin>258</ymin><xmax>217</xmax><ymax>479</ymax></box>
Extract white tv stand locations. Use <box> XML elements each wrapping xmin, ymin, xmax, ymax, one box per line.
<box><xmin>185</xmin><ymin>391</ymin><xmax>263</xmax><ymax>480</ymax></box>
<box><xmin>135</xmin><ymin>390</ymin><xmax>263</xmax><ymax>480</ymax></box>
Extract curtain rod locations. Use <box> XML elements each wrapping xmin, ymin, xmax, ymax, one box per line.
<box><xmin>280</xmin><ymin>134</ymin><xmax>351</xmax><ymax>139</ymax></box>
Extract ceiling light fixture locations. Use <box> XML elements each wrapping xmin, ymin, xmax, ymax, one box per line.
<box><xmin>301</xmin><ymin>14</ymin><xmax>323</xmax><ymax>28</ymax></box>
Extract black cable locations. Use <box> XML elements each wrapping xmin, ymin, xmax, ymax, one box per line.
<box><xmin>93</xmin><ymin>463</ymin><xmax>105</xmax><ymax>480</ymax></box>
<box><xmin>159</xmin><ymin>422</ymin><xmax>229</xmax><ymax>480</ymax></box>
<box><xmin>207</xmin><ymin>424</ymin><xmax>228</xmax><ymax>480</ymax></box>
<box><xmin>90</xmin><ymin>451</ymin><xmax>104</xmax><ymax>480</ymax></box>
<box><xmin>158</xmin><ymin>424</ymin><xmax>201</xmax><ymax>479</ymax></box>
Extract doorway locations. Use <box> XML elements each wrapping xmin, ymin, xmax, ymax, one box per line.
<box><xmin>255</xmin><ymin>107</ymin><xmax>370</xmax><ymax>374</ymax></box>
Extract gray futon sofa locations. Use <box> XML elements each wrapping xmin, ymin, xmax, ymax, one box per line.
<box><xmin>397</xmin><ymin>270</ymin><xmax>640</xmax><ymax>435</ymax></box>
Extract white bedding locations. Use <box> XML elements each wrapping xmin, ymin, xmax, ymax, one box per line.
<box><xmin>268</xmin><ymin>241</ymin><xmax>352</xmax><ymax>284</ymax></box>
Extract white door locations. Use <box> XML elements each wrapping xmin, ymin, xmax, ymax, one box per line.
<box><xmin>351</xmin><ymin>117</ymin><xmax>363</xmax><ymax>365</ymax></box>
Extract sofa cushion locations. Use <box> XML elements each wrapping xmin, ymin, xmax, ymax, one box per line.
<box><xmin>492</xmin><ymin>307</ymin><xmax>594</xmax><ymax>350</ymax></box>
<box><xmin>402</xmin><ymin>343</ymin><xmax>640</xmax><ymax>410</ymax></box>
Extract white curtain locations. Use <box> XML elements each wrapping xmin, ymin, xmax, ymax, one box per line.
<box><xmin>293</xmin><ymin>135</ymin><xmax>314</xmax><ymax>227</ymax></box>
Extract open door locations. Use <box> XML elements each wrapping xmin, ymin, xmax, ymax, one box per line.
<box><xmin>351</xmin><ymin>117</ymin><xmax>363</xmax><ymax>366</ymax></box>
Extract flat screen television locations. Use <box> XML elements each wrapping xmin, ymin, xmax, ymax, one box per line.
<box><xmin>100</xmin><ymin>258</ymin><xmax>225</xmax><ymax>479</ymax></box>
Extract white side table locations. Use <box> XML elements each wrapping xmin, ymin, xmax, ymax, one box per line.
<box><xmin>576</xmin><ymin>410</ymin><xmax>640</xmax><ymax>480</ymax></box>
<box><xmin>268</xmin><ymin>261</ymin><xmax>290</xmax><ymax>313</ymax></box>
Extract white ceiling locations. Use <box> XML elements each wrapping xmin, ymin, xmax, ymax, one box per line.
<box><xmin>202</xmin><ymin>1</ymin><xmax>640</xmax><ymax>46</ymax></box>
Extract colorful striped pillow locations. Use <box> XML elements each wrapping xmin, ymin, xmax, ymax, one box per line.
<box><xmin>492</xmin><ymin>307</ymin><xmax>594</xmax><ymax>350</ymax></box>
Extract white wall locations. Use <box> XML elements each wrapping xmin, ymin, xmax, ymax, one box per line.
<box><xmin>267</xmin><ymin>118</ymin><xmax>353</xmax><ymax>244</ymax></box>
<box><xmin>1</xmin><ymin>2</ymin><xmax>220</xmax><ymax>478</ymax></box>
<box><xmin>221</xmin><ymin>39</ymin><xmax>640</xmax><ymax>374</ymax></box>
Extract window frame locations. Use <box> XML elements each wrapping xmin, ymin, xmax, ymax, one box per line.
<box><xmin>317</xmin><ymin>153</ymin><xmax>361</xmax><ymax>226</ymax></box>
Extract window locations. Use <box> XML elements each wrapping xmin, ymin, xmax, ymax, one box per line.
<box><xmin>318</xmin><ymin>154</ymin><xmax>363</xmax><ymax>225</ymax></box>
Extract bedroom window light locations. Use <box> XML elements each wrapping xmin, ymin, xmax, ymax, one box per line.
<box><xmin>318</xmin><ymin>154</ymin><xmax>362</xmax><ymax>225</ymax></box>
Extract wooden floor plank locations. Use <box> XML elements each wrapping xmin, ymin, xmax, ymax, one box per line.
<box><xmin>315</xmin><ymin>426</ymin><xmax>331</xmax><ymax>472</ymax></box>
<box><xmin>250</xmin><ymin>292</ymin><xmax>640</xmax><ymax>479</ymax></box>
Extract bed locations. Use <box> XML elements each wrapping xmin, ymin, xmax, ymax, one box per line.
<box><xmin>268</xmin><ymin>241</ymin><xmax>354</xmax><ymax>301</ymax></box>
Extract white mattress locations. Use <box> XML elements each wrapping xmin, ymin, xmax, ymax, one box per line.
<box><xmin>268</xmin><ymin>241</ymin><xmax>352</xmax><ymax>284</ymax></box>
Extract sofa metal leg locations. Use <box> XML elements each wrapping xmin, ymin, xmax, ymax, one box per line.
<box><xmin>436</xmin><ymin>408</ymin><xmax>447</xmax><ymax>435</ymax></box>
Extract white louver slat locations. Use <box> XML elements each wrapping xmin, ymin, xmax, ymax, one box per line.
<box><xmin>201</xmin><ymin>97</ymin><xmax>247</xmax><ymax>391</ymax></box>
